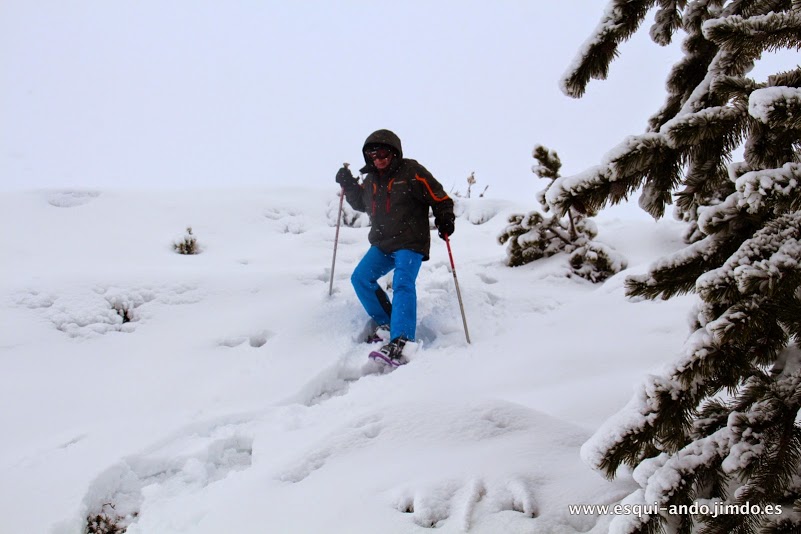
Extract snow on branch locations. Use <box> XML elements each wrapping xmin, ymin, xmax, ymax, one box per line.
<box><xmin>531</xmin><ymin>144</ymin><xmax>561</xmax><ymax>181</ymax></box>
<box><xmin>636</xmin><ymin>427</ymin><xmax>730</xmax><ymax>506</ymax></box>
<box><xmin>695</xmin><ymin>194</ymin><xmax>741</xmax><ymax>234</ymax></box>
<box><xmin>582</xmin><ymin>297</ymin><xmax>792</xmax><ymax>480</ymax></box>
<box><xmin>647</xmin><ymin>24</ymin><xmax>720</xmax><ymax>130</ymax></box>
<box><xmin>626</xmin><ymin>232</ymin><xmax>736</xmax><ymax>299</ymax></box>
<box><xmin>580</xmin><ymin>324</ymin><xmax>733</xmax><ymax>474</ymax></box>
<box><xmin>612</xmin><ymin>373</ymin><xmax>801</xmax><ymax>533</ymax></box>
<box><xmin>545</xmin><ymin>165</ymin><xmax>611</xmax><ymax>216</ymax></box>
<box><xmin>649</xmin><ymin>0</ymin><xmax>683</xmax><ymax>46</ymax></box>
<box><xmin>768</xmin><ymin>65</ymin><xmax>801</xmax><ymax>88</ymax></box>
<box><xmin>733</xmin><ymin>237</ymin><xmax>801</xmax><ymax>297</ymax></box>
<box><xmin>703</xmin><ymin>11</ymin><xmax>801</xmax><ymax>76</ymax></box>
<box><xmin>547</xmin><ymin>133</ymin><xmax>677</xmax><ymax>218</ymax></box>
<box><xmin>662</xmin><ymin>104</ymin><xmax>746</xmax><ymax>150</ymax></box>
<box><xmin>749</xmin><ymin>86</ymin><xmax>801</xmax><ymax>130</ymax></box>
<box><xmin>604</xmin><ymin>133</ymin><xmax>670</xmax><ymax>178</ymax></box>
<box><xmin>579</xmin><ymin>376</ymin><xmax>671</xmax><ymax>475</ymax></box>
<box><xmin>563</xmin><ymin>2</ymin><xmax>801</xmax><ymax>531</ymax></box>
<box><xmin>560</xmin><ymin>0</ymin><xmax>659</xmax><ymax>98</ymax></box>
<box><xmin>698</xmin><ymin>211</ymin><xmax>801</xmax><ymax>299</ymax></box>
<box><xmin>697</xmin><ymin>163</ymin><xmax>801</xmax><ymax>235</ymax></box>
<box><xmin>733</xmin><ymin>162</ymin><xmax>801</xmax><ymax>214</ymax></box>
<box><xmin>703</xmin><ymin>11</ymin><xmax>801</xmax><ymax>55</ymax></box>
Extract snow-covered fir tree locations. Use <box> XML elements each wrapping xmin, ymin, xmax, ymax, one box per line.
<box><xmin>498</xmin><ymin>144</ymin><xmax>626</xmax><ymax>282</ymax></box>
<box><xmin>552</xmin><ymin>1</ymin><xmax>801</xmax><ymax>533</ymax></box>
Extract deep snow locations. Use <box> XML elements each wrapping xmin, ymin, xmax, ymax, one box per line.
<box><xmin>0</xmin><ymin>187</ymin><xmax>695</xmax><ymax>533</ymax></box>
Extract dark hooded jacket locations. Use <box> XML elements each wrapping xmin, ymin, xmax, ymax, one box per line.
<box><xmin>341</xmin><ymin>129</ymin><xmax>454</xmax><ymax>260</ymax></box>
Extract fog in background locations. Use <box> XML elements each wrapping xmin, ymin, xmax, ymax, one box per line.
<box><xmin>2</xmin><ymin>1</ymin><xmax>795</xmax><ymax>201</ymax></box>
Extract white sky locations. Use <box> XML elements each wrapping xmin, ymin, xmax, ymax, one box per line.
<box><xmin>1</xmin><ymin>1</ymin><xmax>795</xmax><ymax>199</ymax></box>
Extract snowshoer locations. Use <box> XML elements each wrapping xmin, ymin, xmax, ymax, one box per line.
<box><xmin>335</xmin><ymin>129</ymin><xmax>455</xmax><ymax>366</ymax></box>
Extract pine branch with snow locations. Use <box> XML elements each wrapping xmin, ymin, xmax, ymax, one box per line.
<box><xmin>703</xmin><ymin>11</ymin><xmax>801</xmax><ymax>75</ymax></box>
<box><xmin>532</xmin><ymin>145</ymin><xmax>561</xmax><ymax>183</ymax></box>
<box><xmin>749</xmin><ymin>86</ymin><xmax>801</xmax><ymax>131</ymax></box>
<box><xmin>557</xmin><ymin>0</ymin><xmax>801</xmax><ymax>233</ymax></box>
<box><xmin>647</xmin><ymin>29</ymin><xmax>718</xmax><ymax>132</ymax></box>
<box><xmin>650</xmin><ymin>0</ymin><xmax>684</xmax><ymax>46</ymax></box>
<box><xmin>560</xmin><ymin>0</ymin><xmax>657</xmax><ymax>98</ymax></box>
<box><xmin>561</xmin><ymin>1</ymin><xmax>801</xmax><ymax>532</ymax></box>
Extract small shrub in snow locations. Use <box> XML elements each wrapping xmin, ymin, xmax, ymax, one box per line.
<box><xmin>329</xmin><ymin>189</ymin><xmax>370</xmax><ymax>228</ymax></box>
<box><xmin>85</xmin><ymin>504</ymin><xmax>136</xmax><ymax>534</ymax></box>
<box><xmin>452</xmin><ymin>171</ymin><xmax>488</xmax><ymax>199</ymax></box>
<box><xmin>433</xmin><ymin>173</ymin><xmax>498</xmax><ymax>228</ymax></box>
<box><xmin>108</xmin><ymin>298</ymin><xmax>137</xmax><ymax>324</ymax></box>
<box><xmin>173</xmin><ymin>227</ymin><xmax>200</xmax><ymax>255</ymax></box>
<box><xmin>113</xmin><ymin>304</ymin><xmax>134</xmax><ymax>324</ymax></box>
<box><xmin>452</xmin><ymin>197</ymin><xmax>505</xmax><ymax>226</ymax></box>
<box><xmin>498</xmin><ymin>145</ymin><xmax>626</xmax><ymax>282</ymax></box>
<box><xmin>569</xmin><ymin>242</ymin><xmax>628</xmax><ymax>284</ymax></box>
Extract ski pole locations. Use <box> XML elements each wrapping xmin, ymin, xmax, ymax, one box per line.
<box><xmin>329</xmin><ymin>163</ymin><xmax>348</xmax><ymax>296</ymax></box>
<box><xmin>444</xmin><ymin>234</ymin><xmax>471</xmax><ymax>344</ymax></box>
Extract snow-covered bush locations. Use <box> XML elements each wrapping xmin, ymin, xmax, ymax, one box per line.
<box><xmin>569</xmin><ymin>241</ymin><xmax>629</xmax><ymax>284</ymax></box>
<box><xmin>172</xmin><ymin>227</ymin><xmax>200</xmax><ymax>255</ymax></box>
<box><xmin>85</xmin><ymin>506</ymin><xmax>134</xmax><ymax>534</ymax></box>
<box><xmin>451</xmin><ymin>197</ymin><xmax>505</xmax><ymax>226</ymax></box>
<box><xmin>498</xmin><ymin>145</ymin><xmax>626</xmax><ymax>282</ymax></box>
<box><xmin>45</xmin><ymin>288</ymin><xmax>151</xmax><ymax>337</ymax></box>
<box><xmin>558</xmin><ymin>2</ymin><xmax>801</xmax><ymax>532</ymax></box>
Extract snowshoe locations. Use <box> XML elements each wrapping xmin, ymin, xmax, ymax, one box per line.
<box><xmin>369</xmin><ymin>337</ymin><xmax>416</xmax><ymax>368</ymax></box>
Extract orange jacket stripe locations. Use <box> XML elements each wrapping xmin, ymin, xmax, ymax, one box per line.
<box><xmin>415</xmin><ymin>174</ymin><xmax>450</xmax><ymax>202</ymax></box>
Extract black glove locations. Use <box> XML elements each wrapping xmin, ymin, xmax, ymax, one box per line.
<box><xmin>436</xmin><ymin>215</ymin><xmax>455</xmax><ymax>239</ymax></box>
<box><xmin>335</xmin><ymin>166</ymin><xmax>357</xmax><ymax>188</ymax></box>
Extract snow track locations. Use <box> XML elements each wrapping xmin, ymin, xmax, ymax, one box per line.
<box><xmin>1</xmin><ymin>188</ymin><xmax>690</xmax><ymax>533</ymax></box>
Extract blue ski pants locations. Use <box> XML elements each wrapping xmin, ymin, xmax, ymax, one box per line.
<box><xmin>351</xmin><ymin>247</ymin><xmax>423</xmax><ymax>341</ymax></box>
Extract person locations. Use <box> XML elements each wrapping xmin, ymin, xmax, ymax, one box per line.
<box><xmin>335</xmin><ymin>129</ymin><xmax>455</xmax><ymax>366</ymax></box>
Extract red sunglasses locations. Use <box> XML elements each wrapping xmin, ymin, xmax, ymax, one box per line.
<box><xmin>365</xmin><ymin>147</ymin><xmax>393</xmax><ymax>160</ymax></box>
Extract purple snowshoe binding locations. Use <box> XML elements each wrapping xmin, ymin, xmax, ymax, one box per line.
<box><xmin>369</xmin><ymin>338</ymin><xmax>411</xmax><ymax>368</ymax></box>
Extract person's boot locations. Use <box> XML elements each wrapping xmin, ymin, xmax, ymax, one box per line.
<box><xmin>365</xmin><ymin>323</ymin><xmax>390</xmax><ymax>344</ymax></box>
<box><xmin>368</xmin><ymin>337</ymin><xmax>410</xmax><ymax>367</ymax></box>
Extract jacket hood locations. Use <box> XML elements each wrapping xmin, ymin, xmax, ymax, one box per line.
<box><xmin>362</xmin><ymin>129</ymin><xmax>403</xmax><ymax>169</ymax></box>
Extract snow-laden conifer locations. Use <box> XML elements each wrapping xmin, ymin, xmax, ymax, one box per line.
<box><xmin>558</xmin><ymin>1</ymin><xmax>801</xmax><ymax>532</ymax></box>
<box><xmin>498</xmin><ymin>145</ymin><xmax>626</xmax><ymax>282</ymax></box>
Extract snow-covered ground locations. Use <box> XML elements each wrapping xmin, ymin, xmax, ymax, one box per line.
<box><xmin>1</xmin><ymin>187</ymin><xmax>695</xmax><ymax>533</ymax></box>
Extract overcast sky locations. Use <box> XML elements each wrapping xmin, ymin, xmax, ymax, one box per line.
<box><xmin>1</xmin><ymin>1</ymin><xmax>795</xmax><ymax>200</ymax></box>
